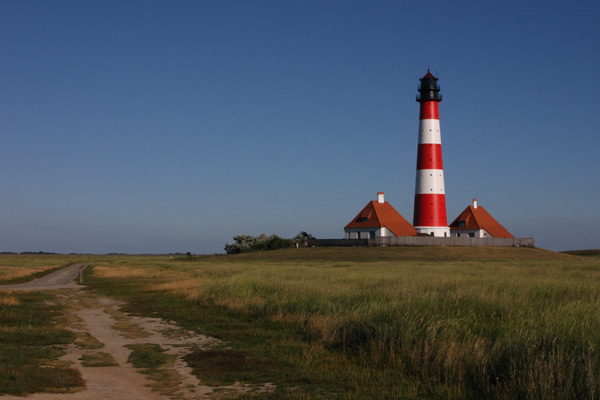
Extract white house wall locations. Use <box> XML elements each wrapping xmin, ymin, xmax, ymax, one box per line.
<box><xmin>378</xmin><ymin>227</ymin><xmax>390</xmax><ymax>237</ymax></box>
<box><xmin>344</xmin><ymin>227</ymin><xmax>395</xmax><ymax>239</ymax></box>
<box><xmin>451</xmin><ymin>229</ymin><xmax>492</xmax><ymax>238</ymax></box>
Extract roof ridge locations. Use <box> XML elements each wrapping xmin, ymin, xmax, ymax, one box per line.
<box><xmin>469</xmin><ymin>205</ymin><xmax>483</xmax><ymax>227</ymax></box>
<box><xmin>369</xmin><ymin>201</ymin><xmax>382</xmax><ymax>227</ymax></box>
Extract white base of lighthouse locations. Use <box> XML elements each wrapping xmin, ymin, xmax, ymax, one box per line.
<box><xmin>414</xmin><ymin>226</ymin><xmax>450</xmax><ymax>237</ymax></box>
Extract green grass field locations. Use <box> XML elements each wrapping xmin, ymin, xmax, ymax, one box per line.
<box><xmin>0</xmin><ymin>254</ymin><xmax>89</xmax><ymax>395</ymax></box>
<box><xmin>0</xmin><ymin>290</ymin><xmax>84</xmax><ymax>395</ymax></box>
<box><xmin>1</xmin><ymin>247</ymin><xmax>600</xmax><ymax>399</ymax></box>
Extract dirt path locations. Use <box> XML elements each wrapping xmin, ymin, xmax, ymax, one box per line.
<box><xmin>0</xmin><ymin>263</ymin><xmax>86</xmax><ymax>291</ymax></box>
<box><xmin>0</xmin><ymin>265</ymin><xmax>274</xmax><ymax>399</ymax></box>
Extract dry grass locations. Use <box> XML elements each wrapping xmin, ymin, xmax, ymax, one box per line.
<box><xmin>93</xmin><ymin>265</ymin><xmax>156</xmax><ymax>279</ymax></box>
<box><xmin>151</xmin><ymin>277</ymin><xmax>206</xmax><ymax>302</ymax></box>
<box><xmin>74</xmin><ymin>332</ymin><xmax>104</xmax><ymax>350</ymax></box>
<box><xmin>79</xmin><ymin>352</ymin><xmax>119</xmax><ymax>367</ymax></box>
<box><xmin>0</xmin><ymin>294</ymin><xmax>20</xmax><ymax>306</ymax></box>
<box><xmin>85</xmin><ymin>247</ymin><xmax>600</xmax><ymax>399</ymax></box>
<box><xmin>0</xmin><ymin>265</ymin><xmax>58</xmax><ymax>282</ymax></box>
<box><xmin>8</xmin><ymin>248</ymin><xmax>597</xmax><ymax>398</ymax></box>
<box><xmin>0</xmin><ymin>254</ymin><xmax>88</xmax><ymax>283</ymax></box>
<box><xmin>111</xmin><ymin>320</ymin><xmax>149</xmax><ymax>339</ymax></box>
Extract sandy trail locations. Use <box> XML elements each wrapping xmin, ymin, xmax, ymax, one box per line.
<box><xmin>0</xmin><ymin>263</ymin><xmax>85</xmax><ymax>291</ymax></box>
<box><xmin>0</xmin><ymin>265</ymin><xmax>273</xmax><ymax>399</ymax></box>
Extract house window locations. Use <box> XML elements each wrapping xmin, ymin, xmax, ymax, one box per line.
<box><xmin>458</xmin><ymin>221</ymin><xmax>466</xmax><ymax>227</ymax></box>
<box><xmin>469</xmin><ymin>233</ymin><xmax>475</xmax><ymax>238</ymax></box>
<box><xmin>357</xmin><ymin>217</ymin><xmax>369</xmax><ymax>222</ymax></box>
<box><xmin>369</xmin><ymin>231</ymin><xmax>375</xmax><ymax>239</ymax></box>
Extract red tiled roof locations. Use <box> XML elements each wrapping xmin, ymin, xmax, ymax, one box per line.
<box><xmin>345</xmin><ymin>201</ymin><xmax>417</xmax><ymax>236</ymax></box>
<box><xmin>449</xmin><ymin>205</ymin><xmax>514</xmax><ymax>238</ymax></box>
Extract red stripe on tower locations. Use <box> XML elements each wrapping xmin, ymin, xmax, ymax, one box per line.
<box><xmin>413</xmin><ymin>70</ymin><xmax>450</xmax><ymax>237</ymax></box>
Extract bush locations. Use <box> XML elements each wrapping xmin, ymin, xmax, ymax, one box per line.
<box><xmin>224</xmin><ymin>234</ymin><xmax>294</xmax><ymax>254</ymax></box>
<box><xmin>251</xmin><ymin>235</ymin><xmax>294</xmax><ymax>251</ymax></box>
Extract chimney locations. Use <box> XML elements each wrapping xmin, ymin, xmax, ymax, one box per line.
<box><xmin>377</xmin><ymin>192</ymin><xmax>385</xmax><ymax>204</ymax></box>
<box><xmin>473</xmin><ymin>198</ymin><xmax>478</xmax><ymax>209</ymax></box>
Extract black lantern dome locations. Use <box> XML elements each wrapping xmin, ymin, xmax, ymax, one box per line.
<box><xmin>417</xmin><ymin>69</ymin><xmax>442</xmax><ymax>102</ymax></box>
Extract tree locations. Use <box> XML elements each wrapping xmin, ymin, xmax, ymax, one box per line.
<box><xmin>293</xmin><ymin>231</ymin><xmax>315</xmax><ymax>243</ymax></box>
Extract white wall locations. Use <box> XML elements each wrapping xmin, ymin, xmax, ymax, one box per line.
<box><xmin>451</xmin><ymin>229</ymin><xmax>491</xmax><ymax>238</ymax></box>
<box><xmin>344</xmin><ymin>227</ymin><xmax>395</xmax><ymax>239</ymax></box>
<box><xmin>414</xmin><ymin>226</ymin><xmax>450</xmax><ymax>237</ymax></box>
<box><xmin>377</xmin><ymin>227</ymin><xmax>390</xmax><ymax>237</ymax></box>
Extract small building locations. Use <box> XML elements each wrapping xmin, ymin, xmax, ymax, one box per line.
<box><xmin>449</xmin><ymin>199</ymin><xmax>514</xmax><ymax>238</ymax></box>
<box><xmin>344</xmin><ymin>192</ymin><xmax>417</xmax><ymax>239</ymax></box>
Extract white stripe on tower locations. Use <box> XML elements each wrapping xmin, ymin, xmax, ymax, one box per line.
<box><xmin>418</xmin><ymin>119</ymin><xmax>441</xmax><ymax>144</ymax></box>
<box><xmin>415</xmin><ymin>170</ymin><xmax>446</xmax><ymax>194</ymax></box>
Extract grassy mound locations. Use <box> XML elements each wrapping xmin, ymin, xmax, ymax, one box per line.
<box><xmin>196</xmin><ymin>245</ymin><xmax>572</xmax><ymax>263</ymax></box>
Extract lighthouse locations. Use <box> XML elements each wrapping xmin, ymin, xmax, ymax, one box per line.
<box><xmin>413</xmin><ymin>70</ymin><xmax>450</xmax><ymax>237</ymax></box>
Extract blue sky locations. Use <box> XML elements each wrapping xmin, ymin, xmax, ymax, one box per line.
<box><xmin>1</xmin><ymin>0</ymin><xmax>599</xmax><ymax>253</ymax></box>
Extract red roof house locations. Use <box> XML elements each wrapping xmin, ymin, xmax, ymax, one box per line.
<box><xmin>344</xmin><ymin>192</ymin><xmax>417</xmax><ymax>239</ymax></box>
<box><xmin>449</xmin><ymin>199</ymin><xmax>514</xmax><ymax>238</ymax></box>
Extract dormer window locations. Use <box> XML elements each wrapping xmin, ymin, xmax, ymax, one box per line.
<box><xmin>458</xmin><ymin>221</ymin><xmax>466</xmax><ymax>227</ymax></box>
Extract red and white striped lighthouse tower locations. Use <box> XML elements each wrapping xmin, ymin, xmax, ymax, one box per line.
<box><xmin>413</xmin><ymin>70</ymin><xmax>450</xmax><ymax>237</ymax></box>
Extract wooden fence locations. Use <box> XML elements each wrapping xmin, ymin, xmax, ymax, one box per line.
<box><xmin>309</xmin><ymin>236</ymin><xmax>535</xmax><ymax>248</ymax></box>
